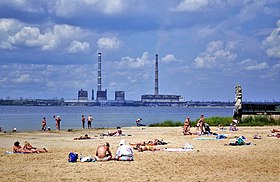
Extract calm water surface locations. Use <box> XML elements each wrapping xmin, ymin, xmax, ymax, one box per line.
<box><xmin>0</xmin><ymin>106</ymin><xmax>234</xmax><ymax>131</ymax></box>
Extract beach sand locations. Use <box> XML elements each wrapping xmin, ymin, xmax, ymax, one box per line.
<box><xmin>0</xmin><ymin>126</ymin><xmax>279</xmax><ymax>182</ymax></box>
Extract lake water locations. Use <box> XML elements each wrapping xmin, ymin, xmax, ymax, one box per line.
<box><xmin>0</xmin><ymin>106</ymin><xmax>234</xmax><ymax>131</ymax></box>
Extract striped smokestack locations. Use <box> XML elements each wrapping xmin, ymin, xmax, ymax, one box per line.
<box><xmin>155</xmin><ymin>54</ymin><xmax>159</xmax><ymax>95</ymax></box>
<box><xmin>97</xmin><ymin>52</ymin><xmax>102</xmax><ymax>92</ymax></box>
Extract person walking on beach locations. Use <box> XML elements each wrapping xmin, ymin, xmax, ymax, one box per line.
<box><xmin>53</xmin><ymin>115</ymin><xmax>61</xmax><ymax>130</ymax></box>
<box><xmin>87</xmin><ymin>115</ymin><xmax>93</xmax><ymax>129</ymax></box>
<box><xmin>42</xmin><ymin>117</ymin><xmax>47</xmax><ymax>131</ymax></box>
<box><xmin>81</xmin><ymin>115</ymin><xmax>85</xmax><ymax>129</ymax></box>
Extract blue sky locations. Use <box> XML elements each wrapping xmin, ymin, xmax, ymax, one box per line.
<box><xmin>0</xmin><ymin>0</ymin><xmax>279</xmax><ymax>102</ymax></box>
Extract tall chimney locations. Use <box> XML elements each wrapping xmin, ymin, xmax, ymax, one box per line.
<box><xmin>97</xmin><ymin>52</ymin><xmax>102</xmax><ymax>92</ymax></box>
<box><xmin>155</xmin><ymin>54</ymin><xmax>159</xmax><ymax>95</ymax></box>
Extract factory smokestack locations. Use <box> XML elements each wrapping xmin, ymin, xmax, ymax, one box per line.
<box><xmin>97</xmin><ymin>52</ymin><xmax>102</xmax><ymax>92</ymax></box>
<box><xmin>155</xmin><ymin>54</ymin><xmax>159</xmax><ymax>95</ymax></box>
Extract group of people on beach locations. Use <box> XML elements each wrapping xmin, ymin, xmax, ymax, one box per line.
<box><xmin>40</xmin><ymin>114</ymin><xmax>95</xmax><ymax>131</ymax></box>
<box><xmin>81</xmin><ymin>115</ymin><xmax>93</xmax><ymax>129</ymax></box>
<box><xmin>13</xmin><ymin>141</ymin><xmax>48</xmax><ymax>154</ymax></box>
<box><xmin>86</xmin><ymin>139</ymin><xmax>133</xmax><ymax>161</ymax></box>
<box><xmin>183</xmin><ymin>114</ymin><xmax>211</xmax><ymax>135</ymax></box>
<box><xmin>41</xmin><ymin>115</ymin><xmax>61</xmax><ymax>131</ymax></box>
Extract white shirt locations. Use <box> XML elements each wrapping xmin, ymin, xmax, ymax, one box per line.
<box><xmin>115</xmin><ymin>145</ymin><xmax>133</xmax><ymax>157</ymax></box>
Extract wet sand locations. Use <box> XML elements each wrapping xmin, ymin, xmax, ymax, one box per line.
<box><xmin>0</xmin><ymin>126</ymin><xmax>279</xmax><ymax>182</ymax></box>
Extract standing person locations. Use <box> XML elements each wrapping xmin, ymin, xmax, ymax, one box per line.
<box><xmin>183</xmin><ymin>117</ymin><xmax>191</xmax><ymax>135</ymax></box>
<box><xmin>87</xmin><ymin>115</ymin><xmax>93</xmax><ymax>129</ymax></box>
<box><xmin>95</xmin><ymin>142</ymin><xmax>112</xmax><ymax>161</ymax></box>
<box><xmin>42</xmin><ymin>117</ymin><xmax>47</xmax><ymax>131</ymax></box>
<box><xmin>81</xmin><ymin>115</ymin><xmax>85</xmax><ymax>129</ymax></box>
<box><xmin>197</xmin><ymin>114</ymin><xmax>205</xmax><ymax>134</ymax></box>
<box><xmin>115</xmin><ymin>139</ymin><xmax>133</xmax><ymax>161</ymax></box>
<box><xmin>53</xmin><ymin>115</ymin><xmax>61</xmax><ymax>130</ymax></box>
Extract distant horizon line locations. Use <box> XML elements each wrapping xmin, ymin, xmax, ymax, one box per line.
<box><xmin>1</xmin><ymin>97</ymin><xmax>279</xmax><ymax>103</ymax></box>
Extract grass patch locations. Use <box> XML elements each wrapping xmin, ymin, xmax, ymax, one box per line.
<box><xmin>149</xmin><ymin>116</ymin><xmax>280</xmax><ymax>127</ymax></box>
<box><xmin>149</xmin><ymin>120</ymin><xmax>183</xmax><ymax>127</ymax></box>
<box><xmin>239</xmin><ymin>116</ymin><xmax>280</xmax><ymax>126</ymax></box>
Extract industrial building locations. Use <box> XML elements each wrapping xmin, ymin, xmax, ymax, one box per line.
<box><xmin>64</xmin><ymin>53</ymin><xmax>186</xmax><ymax>106</ymax></box>
<box><xmin>78</xmin><ymin>89</ymin><xmax>88</xmax><ymax>100</ymax></box>
<box><xmin>140</xmin><ymin>54</ymin><xmax>185</xmax><ymax>106</ymax></box>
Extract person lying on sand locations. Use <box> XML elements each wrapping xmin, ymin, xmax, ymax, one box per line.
<box><xmin>95</xmin><ymin>142</ymin><xmax>112</xmax><ymax>161</ymax></box>
<box><xmin>130</xmin><ymin>139</ymin><xmax>168</xmax><ymax>146</ymax></box>
<box><xmin>225</xmin><ymin>136</ymin><xmax>251</xmax><ymax>146</ymax></box>
<box><xmin>23</xmin><ymin>141</ymin><xmax>48</xmax><ymax>153</ymax></box>
<box><xmin>133</xmin><ymin>144</ymin><xmax>160</xmax><ymax>152</ymax></box>
<box><xmin>74</xmin><ymin>134</ymin><xmax>91</xmax><ymax>140</ymax></box>
<box><xmin>271</xmin><ymin>129</ymin><xmax>280</xmax><ymax>133</ymax></box>
<box><xmin>102</xmin><ymin>127</ymin><xmax>123</xmax><ymax>136</ymax></box>
<box><xmin>267</xmin><ymin>129</ymin><xmax>280</xmax><ymax>138</ymax></box>
<box><xmin>13</xmin><ymin>141</ymin><xmax>34</xmax><ymax>153</ymax></box>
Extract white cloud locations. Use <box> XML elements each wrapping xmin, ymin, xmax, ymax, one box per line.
<box><xmin>54</xmin><ymin>0</ymin><xmax>124</xmax><ymax>17</ymax></box>
<box><xmin>0</xmin><ymin>20</ymin><xmax>90</xmax><ymax>52</ymax></box>
<box><xmin>117</xmin><ymin>52</ymin><xmax>151</xmax><ymax>69</ymax></box>
<box><xmin>263</xmin><ymin>19</ymin><xmax>280</xmax><ymax>58</ymax></box>
<box><xmin>66</xmin><ymin>40</ymin><xmax>90</xmax><ymax>53</ymax></box>
<box><xmin>0</xmin><ymin>18</ymin><xmax>22</xmax><ymax>32</ymax></box>
<box><xmin>193</xmin><ymin>40</ymin><xmax>237</xmax><ymax>69</ymax></box>
<box><xmin>102</xmin><ymin>0</ymin><xmax>123</xmax><ymax>14</ymax></box>
<box><xmin>0</xmin><ymin>63</ymin><xmax>94</xmax><ymax>91</ymax></box>
<box><xmin>237</xmin><ymin>0</ymin><xmax>280</xmax><ymax>22</ymax></box>
<box><xmin>272</xmin><ymin>63</ymin><xmax>280</xmax><ymax>71</ymax></box>
<box><xmin>161</xmin><ymin>54</ymin><xmax>176</xmax><ymax>63</ymax></box>
<box><xmin>97</xmin><ymin>37</ymin><xmax>121</xmax><ymax>51</ymax></box>
<box><xmin>197</xmin><ymin>25</ymin><xmax>215</xmax><ymax>38</ymax></box>
<box><xmin>170</xmin><ymin>0</ymin><xmax>209</xmax><ymax>12</ymax></box>
<box><xmin>238</xmin><ymin>59</ymin><xmax>269</xmax><ymax>71</ymax></box>
<box><xmin>0</xmin><ymin>0</ymin><xmax>45</xmax><ymax>13</ymax></box>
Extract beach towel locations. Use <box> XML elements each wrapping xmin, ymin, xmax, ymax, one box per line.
<box><xmin>4</xmin><ymin>151</ymin><xmax>25</xmax><ymax>154</ymax></box>
<box><xmin>163</xmin><ymin>148</ymin><xmax>193</xmax><ymax>152</ymax></box>
<box><xmin>194</xmin><ymin>137</ymin><xmax>219</xmax><ymax>140</ymax></box>
<box><xmin>80</xmin><ymin>156</ymin><xmax>96</xmax><ymax>162</ymax></box>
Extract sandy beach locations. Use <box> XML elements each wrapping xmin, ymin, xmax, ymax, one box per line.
<box><xmin>0</xmin><ymin>126</ymin><xmax>279</xmax><ymax>182</ymax></box>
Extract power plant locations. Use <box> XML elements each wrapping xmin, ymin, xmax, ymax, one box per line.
<box><xmin>64</xmin><ymin>53</ymin><xmax>185</xmax><ymax>106</ymax></box>
<box><xmin>140</xmin><ymin>54</ymin><xmax>184</xmax><ymax>106</ymax></box>
<box><xmin>96</xmin><ymin>52</ymin><xmax>107</xmax><ymax>101</ymax></box>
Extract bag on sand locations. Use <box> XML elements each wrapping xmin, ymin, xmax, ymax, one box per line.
<box><xmin>68</xmin><ymin>152</ymin><xmax>78</xmax><ymax>162</ymax></box>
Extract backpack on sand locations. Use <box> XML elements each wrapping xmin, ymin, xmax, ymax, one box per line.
<box><xmin>68</xmin><ymin>152</ymin><xmax>78</xmax><ymax>162</ymax></box>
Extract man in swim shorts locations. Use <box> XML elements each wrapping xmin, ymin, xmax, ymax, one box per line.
<box><xmin>95</xmin><ymin>142</ymin><xmax>112</xmax><ymax>161</ymax></box>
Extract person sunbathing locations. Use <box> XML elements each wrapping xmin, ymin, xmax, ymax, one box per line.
<box><xmin>227</xmin><ymin>136</ymin><xmax>251</xmax><ymax>146</ymax></box>
<box><xmin>95</xmin><ymin>142</ymin><xmax>112</xmax><ymax>161</ymax></box>
<box><xmin>134</xmin><ymin>144</ymin><xmax>160</xmax><ymax>152</ymax></box>
<box><xmin>74</xmin><ymin>134</ymin><xmax>91</xmax><ymax>140</ymax></box>
<box><xmin>13</xmin><ymin>141</ymin><xmax>34</xmax><ymax>153</ymax></box>
<box><xmin>271</xmin><ymin>129</ymin><xmax>280</xmax><ymax>133</ymax></box>
<box><xmin>23</xmin><ymin>141</ymin><xmax>48</xmax><ymax>153</ymax></box>
<box><xmin>102</xmin><ymin>128</ymin><xmax>123</xmax><ymax>136</ymax></box>
<box><xmin>130</xmin><ymin>139</ymin><xmax>168</xmax><ymax>146</ymax></box>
